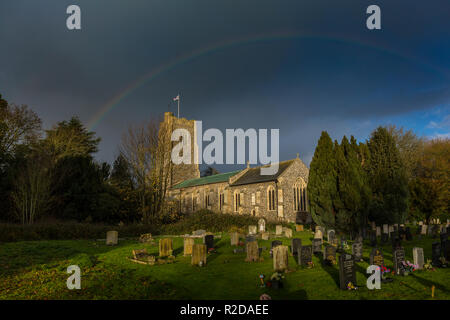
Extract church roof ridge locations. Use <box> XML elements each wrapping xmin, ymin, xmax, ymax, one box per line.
<box><xmin>171</xmin><ymin>169</ymin><xmax>242</xmax><ymax>189</ymax></box>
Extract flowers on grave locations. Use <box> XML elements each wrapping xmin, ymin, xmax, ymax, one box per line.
<box><xmin>259</xmin><ymin>293</ymin><xmax>272</xmax><ymax>300</ymax></box>
<box><xmin>401</xmin><ymin>261</ymin><xmax>418</xmax><ymax>275</ymax></box>
<box><xmin>424</xmin><ymin>259</ymin><xmax>435</xmax><ymax>271</ymax></box>
<box><xmin>346</xmin><ymin>281</ymin><xmax>358</xmax><ymax>290</ymax></box>
<box><xmin>307</xmin><ymin>261</ymin><xmax>315</xmax><ymax>269</ymax></box>
<box><xmin>378</xmin><ymin>265</ymin><xmax>391</xmax><ymax>279</ymax></box>
<box><xmin>208</xmin><ymin>247</ymin><xmax>216</xmax><ymax>254</ymax></box>
<box><xmin>270</xmin><ymin>272</ymin><xmax>285</xmax><ymax>281</ymax></box>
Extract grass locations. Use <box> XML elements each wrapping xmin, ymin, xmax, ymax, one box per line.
<box><xmin>1</xmin><ymin>229</ymin><xmax>449</xmax><ymax>300</ymax></box>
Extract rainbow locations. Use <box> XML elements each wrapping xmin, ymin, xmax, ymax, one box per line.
<box><xmin>87</xmin><ymin>30</ymin><xmax>448</xmax><ymax>130</ymax></box>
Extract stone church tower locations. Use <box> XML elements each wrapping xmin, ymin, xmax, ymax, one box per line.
<box><xmin>161</xmin><ymin>112</ymin><xmax>200</xmax><ymax>187</ymax></box>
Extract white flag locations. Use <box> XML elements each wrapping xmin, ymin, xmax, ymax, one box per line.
<box><xmin>173</xmin><ymin>95</ymin><xmax>180</xmax><ymax>101</ymax></box>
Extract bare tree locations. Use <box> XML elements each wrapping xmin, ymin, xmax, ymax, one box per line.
<box><xmin>120</xmin><ymin>118</ymin><xmax>173</xmax><ymax>223</ymax></box>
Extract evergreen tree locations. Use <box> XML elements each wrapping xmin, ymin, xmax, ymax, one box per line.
<box><xmin>334</xmin><ymin>140</ymin><xmax>352</xmax><ymax>233</ymax></box>
<box><xmin>308</xmin><ymin>131</ymin><xmax>337</xmax><ymax>229</ymax></box>
<box><xmin>367</xmin><ymin>127</ymin><xmax>409</xmax><ymax>224</ymax></box>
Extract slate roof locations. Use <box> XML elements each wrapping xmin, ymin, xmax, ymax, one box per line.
<box><xmin>230</xmin><ymin>159</ymin><xmax>295</xmax><ymax>186</ymax></box>
<box><xmin>171</xmin><ymin>170</ymin><xmax>241</xmax><ymax>189</ymax></box>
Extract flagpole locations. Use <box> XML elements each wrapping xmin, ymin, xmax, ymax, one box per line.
<box><xmin>177</xmin><ymin>93</ymin><xmax>180</xmax><ymax>118</ymax></box>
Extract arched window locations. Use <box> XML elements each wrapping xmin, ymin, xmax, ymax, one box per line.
<box><xmin>234</xmin><ymin>191</ymin><xmax>240</xmax><ymax>212</ymax></box>
<box><xmin>267</xmin><ymin>186</ymin><xmax>276</xmax><ymax>211</ymax></box>
<box><xmin>293</xmin><ymin>180</ymin><xmax>307</xmax><ymax>212</ymax></box>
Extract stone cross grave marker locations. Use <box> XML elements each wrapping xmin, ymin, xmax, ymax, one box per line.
<box><xmin>298</xmin><ymin>245</ymin><xmax>312</xmax><ymax>266</ymax></box>
<box><xmin>275</xmin><ymin>225</ymin><xmax>283</xmax><ymax>235</ymax></box>
<box><xmin>273</xmin><ymin>245</ymin><xmax>289</xmax><ymax>272</ymax></box>
<box><xmin>258</xmin><ymin>218</ymin><xmax>266</xmax><ymax>233</ymax></box>
<box><xmin>184</xmin><ymin>237</ymin><xmax>195</xmax><ymax>256</ymax></box>
<box><xmin>106</xmin><ymin>231</ymin><xmax>118</xmax><ymax>246</ymax></box>
<box><xmin>323</xmin><ymin>245</ymin><xmax>337</xmax><ymax>265</ymax></box>
<box><xmin>312</xmin><ymin>238</ymin><xmax>322</xmax><ymax>255</ymax></box>
<box><xmin>191</xmin><ymin>244</ymin><xmax>207</xmax><ymax>266</ymax></box>
<box><xmin>339</xmin><ymin>253</ymin><xmax>356</xmax><ymax>290</ymax></box>
<box><xmin>352</xmin><ymin>241</ymin><xmax>363</xmax><ymax>262</ymax></box>
<box><xmin>230</xmin><ymin>232</ymin><xmax>240</xmax><ymax>246</ymax></box>
<box><xmin>393</xmin><ymin>247</ymin><xmax>406</xmax><ymax>276</ymax></box>
<box><xmin>159</xmin><ymin>238</ymin><xmax>173</xmax><ymax>257</ymax></box>
<box><xmin>246</xmin><ymin>241</ymin><xmax>260</xmax><ymax>262</ymax></box>
<box><xmin>291</xmin><ymin>238</ymin><xmax>302</xmax><ymax>255</ymax></box>
<box><xmin>248</xmin><ymin>225</ymin><xmax>257</xmax><ymax>235</ymax></box>
<box><xmin>413</xmin><ymin>247</ymin><xmax>424</xmax><ymax>270</ymax></box>
<box><xmin>203</xmin><ymin>234</ymin><xmax>214</xmax><ymax>250</ymax></box>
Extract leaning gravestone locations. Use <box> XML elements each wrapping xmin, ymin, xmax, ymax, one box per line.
<box><xmin>312</xmin><ymin>238</ymin><xmax>322</xmax><ymax>255</ymax></box>
<box><xmin>230</xmin><ymin>232</ymin><xmax>240</xmax><ymax>246</ymax></box>
<box><xmin>413</xmin><ymin>247</ymin><xmax>424</xmax><ymax>270</ymax></box>
<box><xmin>291</xmin><ymin>238</ymin><xmax>302</xmax><ymax>255</ymax></box>
<box><xmin>273</xmin><ymin>245</ymin><xmax>289</xmax><ymax>272</ymax></box>
<box><xmin>106</xmin><ymin>231</ymin><xmax>118</xmax><ymax>246</ymax></box>
<box><xmin>393</xmin><ymin>247</ymin><xmax>406</xmax><ymax>276</ymax></box>
<box><xmin>275</xmin><ymin>225</ymin><xmax>283</xmax><ymax>235</ymax></box>
<box><xmin>352</xmin><ymin>241</ymin><xmax>363</xmax><ymax>262</ymax></box>
<box><xmin>284</xmin><ymin>228</ymin><xmax>293</xmax><ymax>238</ymax></box>
<box><xmin>248</xmin><ymin>225</ymin><xmax>257</xmax><ymax>235</ymax></box>
<box><xmin>370</xmin><ymin>248</ymin><xmax>384</xmax><ymax>267</ymax></box>
<box><xmin>203</xmin><ymin>234</ymin><xmax>214</xmax><ymax>250</ymax></box>
<box><xmin>323</xmin><ymin>245</ymin><xmax>337</xmax><ymax>266</ymax></box>
<box><xmin>258</xmin><ymin>218</ymin><xmax>266</xmax><ymax>233</ymax></box>
<box><xmin>246</xmin><ymin>241</ymin><xmax>260</xmax><ymax>262</ymax></box>
<box><xmin>298</xmin><ymin>245</ymin><xmax>312</xmax><ymax>266</ymax></box>
<box><xmin>159</xmin><ymin>238</ymin><xmax>173</xmax><ymax>257</ymax></box>
<box><xmin>191</xmin><ymin>244</ymin><xmax>207</xmax><ymax>266</ymax></box>
<box><xmin>184</xmin><ymin>237</ymin><xmax>195</xmax><ymax>256</ymax></box>
<box><xmin>339</xmin><ymin>253</ymin><xmax>356</xmax><ymax>290</ymax></box>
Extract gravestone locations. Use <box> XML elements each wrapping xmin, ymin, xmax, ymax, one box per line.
<box><xmin>296</xmin><ymin>224</ymin><xmax>304</xmax><ymax>232</ymax></box>
<box><xmin>419</xmin><ymin>221</ymin><xmax>423</xmax><ymax>226</ymax></box>
<box><xmin>389</xmin><ymin>225</ymin><xmax>394</xmax><ymax>234</ymax></box>
<box><xmin>391</xmin><ymin>236</ymin><xmax>402</xmax><ymax>251</ymax></box>
<box><xmin>371</xmin><ymin>221</ymin><xmax>376</xmax><ymax>230</ymax></box>
<box><xmin>261</xmin><ymin>232</ymin><xmax>270</xmax><ymax>240</ymax></box>
<box><xmin>314</xmin><ymin>229</ymin><xmax>323</xmax><ymax>240</ymax></box>
<box><xmin>352</xmin><ymin>241</ymin><xmax>363</xmax><ymax>262</ymax></box>
<box><xmin>139</xmin><ymin>233</ymin><xmax>153</xmax><ymax>243</ymax></box>
<box><xmin>275</xmin><ymin>225</ymin><xmax>283</xmax><ymax>235</ymax></box>
<box><xmin>323</xmin><ymin>245</ymin><xmax>337</xmax><ymax>265</ymax></box>
<box><xmin>230</xmin><ymin>232</ymin><xmax>240</xmax><ymax>246</ymax></box>
<box><xmin>159</xmin><ymin>238</ymin><xmax>173</xmax><ymax>257</ymax></box>
<box><xmin>432</xmin><ymin>242</ymin><xmax>442</xmax><ymax>267</ymax></box>
<box><xmin>339</xmin><ymin>253</ymin><xmax>357</xmax><ymax>290</ymax></box>
<box><xmin>106</xmin><ymin>231</ymin><xmax>118</xmax><ymax>246</ymax></box>
<box><xmin>376</xmin><ymin>227</ymin><xmax>381</xmax><ymax>237</ymax></box>
<box><xmin>184</xmin><ymin>237</ymin><xmax>195</xmax><ymax>256</ymax></box>
<box><xmin>383</xmin><ymin>224</ymin><xmax>389</xmax><ymax>234</ymax></box>
<box><xmin>327</xmin><ymin>229</ymin><xmax>336</xmax><ymax>244</ymax></box>
<box><xmin>246</xmin><ymin>241</ymin><xmax>260</xmax><ymax>262</ymax></box>
<box><xmin>249</xmin><ymin>225</ymin><xmax>257</xmax><ymax>235</ymax></box>
<box><xmin>191</xmin><ymin>244</ymin><xmax>207</xmax><ymax>266</ymax></box>
<box><xmin>298</xmin><ymin>245</ymin><xmax>312</xmax><ymax>266</ymax></box>
<box><xmin>284</xmin><ymin>228</ymin><xmax>293</xmax><ymax>238</ymax></box>
<box><xmin>271</xmin><ymin>240</ymin><xmax>282</xmax><ymax>257</ymax></box>
<box><xmin>312</xmin><ymin>238</ymin><xmax>322</xmax><ymax>255</ymax></box>
<box><xmin>413</xmin><ymin>247</ymin><xmax>424</xmax><ymax>270</ymax></box>
<box><xmin>203</xmin><ymin>234</ymin><xmax>214</xmax><ymax>250</ymax></box>
<box><xmin>393</xmin><ymin>247</ymin><xmax>406</xmax><ymax>276</ymax></box>
<box><xmin>370</xmin><ymin>248</ymin><xmax>384</xmax><ymax>267</ymax></box>
<box><xmin>258</xmin><ymin>218</ymin><xmax>266</xmax><ymax>233</ymax></box>
<box><xmin>273</xmin><ymin>245</ymin><xmax>289</xmax><ymax>272</ymax></box>
<box><xmin>291</xmin><ymin>238</ymin><xmax>302</xmax><ymax>255</ymax></box>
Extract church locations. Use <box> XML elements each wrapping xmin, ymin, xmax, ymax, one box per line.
<box><xmin>164</xmin><ymin>112</ymin><xmax>311</xmax><ymax>223</ymax></box>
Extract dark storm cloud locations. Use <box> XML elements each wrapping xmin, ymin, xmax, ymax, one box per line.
<box><xmin>0</xmin><ymin>0</ymin><xmax>449</xmax><ymax>166</ymax></box>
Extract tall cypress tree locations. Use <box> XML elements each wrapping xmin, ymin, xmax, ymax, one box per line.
<box><xmin>367</xmin><ymin>127</ymin><xmax>409</xmax><ymax>224</ymax></box>
<box><xmin>308</xmin><ymin>131</ymin><xmax>337</xmax><ymax>229</ymax></box>
<box><xmin>334</xmin><ymin>139</ymin><xmax>352</xmax><ymax>233</ymax></box>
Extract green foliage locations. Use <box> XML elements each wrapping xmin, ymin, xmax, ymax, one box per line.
<box><xmin>308</xmin><ymin>131</ymin><xmax>337</xmax><ymax>229</ymax></box>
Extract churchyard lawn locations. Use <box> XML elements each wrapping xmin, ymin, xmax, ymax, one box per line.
<box><xmin>1</xmin><ymin>229</ymin><xmax>449</xmax><ymax>300</ymax></box>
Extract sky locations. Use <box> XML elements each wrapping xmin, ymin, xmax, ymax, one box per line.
<box><xmin>0</xmin><ymin>0</ymin><xmax>449</xmax><ymax>172</ymax></box>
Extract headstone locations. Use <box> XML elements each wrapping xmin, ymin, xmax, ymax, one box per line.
<box><xmin>106</xmin><ymin>231</ymin><xmax>118</xmax><ymax>245</ymax></box>
<box><xmin>273</xmin><ymin>245</ymin><xmax>289</xmax><ymax>272</ymax></box>
<box><xmin>270</xmin><ymin>240</ymin><xmax>282</xmax><ymax>257</ymax></box>
<box><xmin>419</xmin><ymin>221</ymin><xmax>423</xmax><ymax>226</ymax></box>
<box><xmin>314</xmin><ymin>228</ymin><xmax>323</xmax><ymax>240</ymax></box>
<box><xmin>159</xmin><ymin>238</ymin><xmax>173</xmax><ymax>257</ymax></box>
<box><xmin>183</xmin><ymin>237</ymin><xmax>195</xmax><ymax>256</ymax></box>
<box><xmin>246</xmin><ymin>241</ymin><xmax>260</xmax><ymax>262</ymax></box>
<box><xmin>312</xmin><ymin>238</ymin><xmax>322</xmax><ymax>255</ymax></box>
<box><xmin>376</xmin><ymin>227</ymin><xmax>381</xmax><ymax>237</ymax></box>
<box><xmin>371</xmin><ymin>221</ymin><xmax>376</xmax><ymax>230</ymax></box>
<box><xmin>261</xmin><ymin>232</ymin><xmax>270</xmax><ymax>240</ymax></box>
<box><xmin>352</xmin><ymin>241</ymin><xmax>363</xmax><ymax>262</ymax></box>
<box><xmin>258</xmin><ymin>219</ymin><xmax>266</xmax><ymax>233</ymax></box>
<box><xmin>323</xmin><ymin>245</ymin><xmax>337</xmax><ymax>265</ymax></box>
<box><xmin>389</xmin><ymin>225</ymin><xmax>394</xmax><ymax>234</ymax></box>
<box><xmin>203</xmin><ymin>234</ymin><xmax>214</xmax><ymax>250</ymax></box>
<box><xmin>230</xmin><ymin>232</ymin><xmax>240</xmax><ymax>246</ymax></box>
<box><xmin>432</xmin><ymin>242</ymin><xmax>442</xmax><ymax>267</ymax></box>
<box><xmin>298</xmin><ymin>245</ymin><xmax>312</xmax><ymax>266</ymax></box>
<box><xmin>139</xmin><ymin>233</ymin><xmax>153</xmax><ymax>243</ymax></box>
<box><xmin>413</xmin><ymin>247</ymin><xmax>424</xmax><ymax>270</ymax></box>
<box><xmin>191</xmin><ymin>244</ymin><xmax>207</xmax><ymax>266</ymax></box>
<box><xmin>246</xmin><ymin>234</ymin><xmax>256</xmax><ymax>243</ymax></box>
<box><xmin>339</xmin><ymin>254</ymin><xmax>357</xmax><ymax>290</ymax></box>
<box><xmin>383</xmin><ymin>224</ymin><xmax>389</xmax><ymax>234</ymax></box>
<box><xmin>327</xmin><ymin>229</ymin><xmax>336</xmax><ymax>244</ymax></box>
<box><xmin>370</xmin><ymin>248</ymin><xmax>384</xmax><ymax>267</ymax></box>
<box><xmin>393</xmin><ymin>247</ymin><xmax>406</xmax><ymax>275</ymax></box>
<box><xmin>296</xmin><ymin>224</ymin><xmax>304</xmax><ymax>232</ymax></box>
<box><xmin>284</xmin><ymin>228</ymin><xmax>293</xmax><ymax>238</ymax></box>
<box><xmin>391</xmin><ymin>236</ymin><xmax>402</xmax><ymax>251</ymax></box>
<box><xmin>193</xmin><ymin>229</ymin><xmax>206</xmax><ymax>236</ymax></box>
<box><xmin>275</xmin><ymin>225</ymin><xmax>283</xmax><ymax>235</ymax></box>
<box><xmin>249</xmin><ymin>225</ymin><xmax>257</xmax><ymax>235</ymax></box>
<box><xmin>291</xmin><ymin>238</ymin><xmax>302</xmax><ymax>255</ymax></box>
